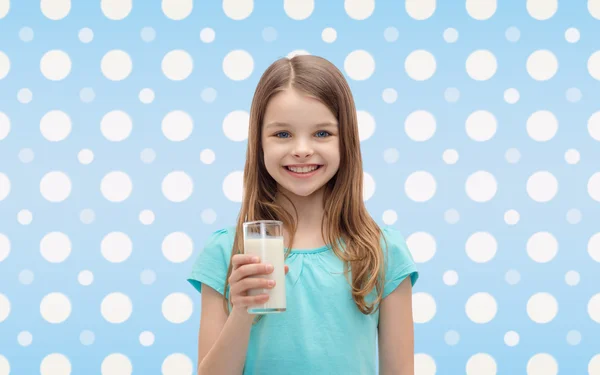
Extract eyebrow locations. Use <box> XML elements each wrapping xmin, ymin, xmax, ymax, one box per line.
<box><xmin>264</xmin><ymin>121</ymin><xmax>338</xmax><ymax>130</ymax></box>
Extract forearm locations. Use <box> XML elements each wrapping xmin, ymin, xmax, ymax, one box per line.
<box><xmin>198</xmin><ymin>309</ymin><xmax>254</xmax><ymax>375</ymax></box>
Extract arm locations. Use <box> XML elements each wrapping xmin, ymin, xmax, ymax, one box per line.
<box><xmin>197</xmin><ymin>285</ymin><xmax>254</xmax><ymax>375</ymax></box>
<box><xmin>378</xmin><ymin>276</ymin><xmax>415</xmax><ymax>375</ymax></box>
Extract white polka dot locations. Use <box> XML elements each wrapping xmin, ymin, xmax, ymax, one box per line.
<box><xmin>17</xmin><ymin>209</ymin><xmax>32</xmax><ymax>225</ymax></box>
<box><xmin>589</xmin><ymin>293</ymin><xmax>600</xmax><ymax>323</ymax></box>
<box><xmin>344</xmin><ymin>50</ymin><xmax>375</xmax><ymax>81</ymax></box>
<box><xmin>591</xmin><ymin>0</ymin><xmax>600</xmax><ymax>19</ymax></box>
<box><xmin>357</xmin><ymin>110</ymin><xmax>375</xmax><ymax>141</ymax></box>
<box><xmin>405</xmin><ymin>0</ymin><xmax>436</xmax><ymax>20</ymax></box>
<box><xmin>101</xmin><ymin>110</ymin><xmax>132</xmax><ymax>142</ymax></box>
<box><xmin>0</xmin><ymin>0</ymin><xmax>8</xmax><ymax>19</ymax></box>
<box><xmin>527</xmin><ymin>353</ymin><xmax>558</xmax><ymax>375</ymax></box>
<box><xmin>40</xmin><ymin>232</ymin><xmax>71</xmax><ymax>263</ymax></box>
<box><xmin>139</xmin><ymin>210</ymin><xmax>155</xmax><ymax>225</ymax></box>
<box><xmin>590</xmin><ymin>173</ymin><xmax>600</xmax><ymax>202</ymax></box>
<box><xmin>162</xmin><ymin>50</ymin><xmax>193</xmax><ymax>81</ymax></box>
<box><xmin>78</xmin><ymin>149</ymin><xmax>94</xmax><ymax>164</ymax></box>
<box><xmin>527</xmin><ymin>50</ymin><xmax>558</xmax><ymax>81</ymax></box>
<box><xmin>527</xmin><ymin>232</ymin><xmax>558</xmax><ymax>263</ymax></box>
<box><xmin>40</xmin><ymin>292</ymin><xmax>71</xmax><ymax>323</ymax></box>
<box><xmin>101</xmin><ymin>0</ymin><xmax>132</xmax><ymax>20</ymax></box>
<box><xmin>466</xmin><ymin>292</ymin><xmax>497</xmax><ymax>323</ymax></box>
<box><xmin>0</xmin><ymin>173</ymin><xmax>10</xmax><ymax>201</ymax></box>
<box><xmin>223</xmin><ymin>50</ymin><xmax>254</xmax><ymax>81</ymax></box>
<box><xmin>589</xmin><ymin>112</ymin><xmax>600</xmax><ymax>141</ymax></box>
<box><xmin>414</xmin><ymin>353</ymin><xmax>436</xmax><ymax>375</ymax></box>
<box><xmin>162</xmin><ymin>110</ymin><xmax>193</xmax><ymax>141</ymax></box>
<box><xmin>466</xmin><ymin>50</ymin><xmax>497</xmax><ymax>81</ymax></box>
<box><xmin>565</xmin><ymin>27</ymin><xmax>580</xmax><ymax>43</ymax></box>
<box><xmin>162</xmin><ymin>353</ymin><xmax>194</xmax><ymax>375</ymax></box>
<box><xmin>504</xmin><ymin>88</ymin><xmax>520</xmax><ymax>104</ymax></box>
<box><xmin>78</xmin><ymin>28</ymin><xmax>94</xmax><ymax>43</ymax></box>
<box><xmin>200</xmin><ymin>149</ymin><xmax>216</xmax><ymax>164</ymax></box>
<box><xmin>139</xmin><ymin>88</ymin><xmax>155</xmax><ymax>104</ymax></box>
<box><xmin>589</xmin><ymin>233</ymin><xmax>600</xmax><ymax>262</ymax></box>
<box><xmin>565</xmin><ymin>270</ymin><xmax>580</xmax><ymax>286</ymax></box>
<box><xmin>223</xmin><ymin>170</ymin><xmax>244</xmax><ymax>202</ymax></box>
<box><xmin>504</xmin><ymin>330</ymin><xmax>520</xmax><ymax>346</ymax></box>
<box><xmin>0</xmin><ymin>234</ymin><xmax>9</xmax><ymax>262</ymax></box>
<box><xmin>443</xmin><ymin>149</ymin><xmax>459</xmax><ymax>164</ymax></box>
<box><xmin>40</xmin><ymin>50</ymin><xmax>71</xmax><ymax>81</ymax></box>
<box><xmin>405</xmin><ymin>50</ymin><xmax>436</xmax><ymax>81</ymax></box>
<box><xmin>504</xmin><ymin>209</ymin><xmax>520</xmax><ymax>225</ymax></box>
<box><xmin>344</xmin><ymin>0</ymin><xmax>374</xmax><ymax>20</ymax></box>
<box><xmin>382</xmin><ymin>88</ymin><xmax>397</xmax><ymax>103</ymax></box>
<box><xmin>322</xmin><ymin>27</ymin><xmax>337</xmax><ymax>43</ymax></box>
<box><xmin>466</xmin><ymin>0</ymin><xmax>497</xmax><ymax>20</ymax></box>
<box><xmin>201</xmin><ymin>209</ymin><xmax>217</xmax><ymax>224</ymax></box>
<box><xmin>18</xmin><ymin>331</ymin><xmax>33</xmax><ymax>346</ymax></box>
<box><xmin>405</xmin><ymin>110</ymin><xmax>436</xmax><ymax>141</ymax></box>
<box><xmin>527</xmin><ymin>171</ymin><xmax>558</xmax><ymax>202</ymax></box>
<box><xmin>465</xmin><ymin>171</ymin><xmax>497</xmax><ymax>202</ymax></box>
<box><xmin>40</xmin><ymin>171</ymin><xmax>71</xmax><ymax>202</ymax></box>
<box><xmin>40</xmin><ymin>0</ymin><xmax>71</xmax><ymax>20</ymax></box>
<box><xmin>406</xmin><ymin>232</ymin><xmax>436</xmax><ymax>263</ymax></box>
<box><xmin>78</xmin><ymin>270</ymin><xmax>93</xmax><ymax>286</ymax></box>
<box><xmin>527</xmin><ymin>0</ymin><xmax>557</xmax><ymax>20</ymax></box>
<box><xmin>466</xmin><ymin>353</ymin><xmax>497</xmax><ymax>375</ymax></box>
<box><xmin>287</xmin><ymin>50</ymin><xmax>310</xmax><ymax>59</ymax></box>
<box><xmin>39</xmin><ymin>110</ymin><xmax>71</xmax><ymax>142</ymax></box>
<box><xmin>40</xmin><ymin>353</ymin><xmax>71</xmax><ymax>375</ymax></box>
<box><xmin>405</xmin><ymin>171</ymin><xmax>436</xmax><ymax>202</ymax></box>
<box><xmin>162</xmin><ymin>0</ymin><xmax>193</xmax><ymax>20</ymax></box>
<box><xmin>465</xmin><ymin>232</ymin><xmax>497</xmax><ymax>263</ymax></box>
<box><xmin>162</xmin><ymin>292</ymin><xmax>193</xmax><ymax>323</ymax></box>
<box><xmin>162</xmin><ymin>171</ymin><xmax>193</xmax><ymax>203</ymax></box>
<box><xmin>162</xmin><ymin>232</ymin><xmax>193</xmax><ymax>263</ymax></box>
<box><xmin>412</xmin><ymin>292</ymin><xmax>436</xmax><ymax>323</ymax></box>
<box><xmin>101</xmin><ymin>293</ymin><xmax>132</xmax><ymax>324</ymax></box>
<box><xmin>382</xmin><ymin>209</ymin><xmax>397</xmax><ymax>225</ymax></box>
<box><xmin>101</xmin><ymin>232</ymin><xmax>132</xmax><ymax>263</ymax></box>
<box><xmin>527</xmin><ymin>293</ymin><xmax>558</xmax><ymax>323</ymax></box>
<box><xmin>200</xmin><ymin>28</ymin><xmax>215</xmax><ymax>43</ymax></box>
<box><xmin>0</xmin><ymin>293</ymin><xmax>9</xmax><ymax>322</ymax></box>
<box><xmin>589</xmin><ymin>355</ymin><xmax>600</xmax><ymax>375</ymax></box>
<box><xmin>0</xmin><ymin>112</ymin><xmax>9</xmax><ymax>140</ymax></box>
<box><xmin>363</xmin><ymin>172</ymin><xmax>375</xmax><ymax>201</ymax></box>
<box><xmin>443</xmin><ymin>270</ymin><xmax>459</xmax><ymax>286</ymax></box>
<box><xmin>284</xmin><ymin>0</ymin><xmax>314</xmax><ymax>20</ymax></box>
<box><xmin>466</xmin><ymin>110</ymin><xmax>497</xmax><ymax>142</ymax></box>
<box><xmin>140</xmin><ymin>331</ymin><xmax>155</xmax><ymax>346</ymax></box>
<box><xmin>17</xmin><ymin>88</ymin><xmax>33</xmax><ymax>103</ymax></box>
<box><xmin>100</xmin><ymin>171</ymin><xmax>132</xmax><ymax>202</ymax></box>
<box><xmin>222</xmin><ymin>110</ymin><xmax>249</xmax><ymax>142</ymax></box>
<box><xmin>101</xmin><ymin>50</ymin><xmax>132</xmax><ymax>81</ymax></box>
<box><xmin>101</xmin><ymin>353</ymin><xmax>132</xmax><ymax>375</ymax></box>
<box><xmin>443</xmin><ymin>28</ymin><xmax>459</xmax><ymax>43</ymax></box>
<box><xmin>223</xmin><ymin>0</ymin><xmax>253</xmax><ymax>20</ymax></box>
<box><xmin>525</xmin><ymin>110</ymin><xmax>558</xmax><ymax>142</ymax></box>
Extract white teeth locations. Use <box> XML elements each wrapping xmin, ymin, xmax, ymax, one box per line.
<box><xmin>288</xmin><ymin>165</ymin><xmax>319</xmax><ymax>173</ymax></box>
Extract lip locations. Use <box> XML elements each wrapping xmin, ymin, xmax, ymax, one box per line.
<box><xmin>283</xmin><ymin>165</ymin><xmax>323</xmax><ymax>179</ymax></box>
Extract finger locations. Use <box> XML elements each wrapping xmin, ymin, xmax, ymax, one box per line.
<box><xmin>231</xmin><ymin>254</ymin><xmax>260</xmax><ymax>269</ymax></box>
<box><xmin>230</xmin><ymin>263</ymin><xmax>274</xmax><ymax>283</ymax></box>
<box><xmin>285</xmin><ymin>265</ymin><xmax>289</xmax><ymax>274</ymax></box>
<box><xmin>234</xmin><ymin>294</ymin><xmax>269</xmax><ymax>308</ymax></box>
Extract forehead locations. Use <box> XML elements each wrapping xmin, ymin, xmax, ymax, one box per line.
<box><xmin>263</xmin><ymin>89</ymin><xmax>337</xmax><ymax>127</ymax></box>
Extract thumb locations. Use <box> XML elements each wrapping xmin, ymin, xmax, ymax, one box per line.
<box><xmin>284</xmin><ymin>265</ymin><xmax>289</xmax><ymax>274</ymax></box>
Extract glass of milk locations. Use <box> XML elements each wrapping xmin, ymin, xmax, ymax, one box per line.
<box><xmin>243</xmin><ymin>220</ymin><xmax>287</xmax><ymax>314</ymax></box>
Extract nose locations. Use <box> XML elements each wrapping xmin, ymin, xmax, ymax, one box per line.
<box><xmin>292</xmin><ymin>138</ymin><xmax>313</xmax><ymax>159</ymax></box>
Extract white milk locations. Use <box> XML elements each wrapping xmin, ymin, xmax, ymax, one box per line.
<box><xmin>244</xmin><ymin>236</ymin><xmax>286</xmax><ymax>313</ymax></box>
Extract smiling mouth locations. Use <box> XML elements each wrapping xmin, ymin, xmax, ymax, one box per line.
<box><xmin>283</xmin><ymin>165</ymin><xmax>323</xmax><ymax>174</ymax></box>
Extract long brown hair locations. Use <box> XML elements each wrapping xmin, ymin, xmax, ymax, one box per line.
<box><xmin>222</xmin><ymin>54</ymin><xmax>386</xmax><ymax>318</ymax></box>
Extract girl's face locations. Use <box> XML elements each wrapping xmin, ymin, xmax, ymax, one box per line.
<box><xmin>261</xmin><ymin>88</ymin><xmax>340</xmax><ymax>199</ymax></box>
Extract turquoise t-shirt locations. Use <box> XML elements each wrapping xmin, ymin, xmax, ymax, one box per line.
<box><xmin>187</xmin><ymin>226</ymin><xmax>418</xmax><ymax>375</ymax></box>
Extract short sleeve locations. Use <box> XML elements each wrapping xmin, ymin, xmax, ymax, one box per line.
<box><xmin>187</xmin><ymin>227</ymin><xmax>235</xmax><ymax>296</ymax></box>
<box><xmin>381</xmin><ymin>227</ymin><xmax>419</xmax><ymax>299</ymax></box>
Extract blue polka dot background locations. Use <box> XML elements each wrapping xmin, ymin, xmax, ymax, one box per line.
<box><xmin>1</xmin><ymin>0</ymin><xmax>600</xmax><ymax>374</ymax></box>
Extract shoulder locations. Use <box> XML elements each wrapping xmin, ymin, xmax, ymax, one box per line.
<box><xmin>379</xmin><ymin>226</ymin><xmax>408</xmax><ymax>251</ymax></box>
<box><xmin>204</xmin><ymin>226</ymin><xmax>237</xmax><ymax>248</ymax></box>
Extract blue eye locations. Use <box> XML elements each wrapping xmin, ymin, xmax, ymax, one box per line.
<box><xmin>275</xmin><ymin>131</ymin><xmax>291</xmax><ymax>138</ymax></box>
<box><xmin>315</xmin><ymin>131</ymin><xmax>330</xmax><ymax>137</ymax></box>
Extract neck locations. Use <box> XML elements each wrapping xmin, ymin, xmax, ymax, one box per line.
<box><xmin>275</xmin><ymin>187</ymin><xmax>325</xmax><ymax>234</ymax></box>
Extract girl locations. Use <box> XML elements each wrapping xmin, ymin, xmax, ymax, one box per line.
<box><xmin>187</xmin><ymin>55</ymin><xmax>419</xmax><ymax>375</ymax></box>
